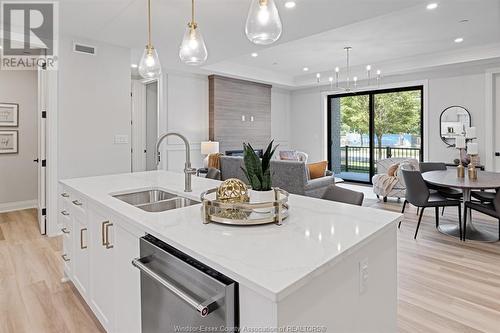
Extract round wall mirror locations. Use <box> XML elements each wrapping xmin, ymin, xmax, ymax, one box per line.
<box><xmin>439</xmin><ymin>106</ymin><xmax>471</xmax><ymax>147</ymax></box>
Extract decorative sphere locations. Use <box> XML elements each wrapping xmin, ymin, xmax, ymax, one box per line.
<box><xmin>217</xmin><ymin>178</ymin><xmax>249</xmax><ymax>203</ymax></box>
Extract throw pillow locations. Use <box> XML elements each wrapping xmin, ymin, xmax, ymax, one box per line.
<box><xmin>279</xmin><ymin>150</ymin><xmax>299</xmax><ymax>161</ymax></box>
<box><xmin>307</xmin><ymin>161</ymin><xmax>328</xmax><ymax>180</ymax></box>
<box><xmin>387</xmin><ymin>163</ymin><xmax>400</xmax><ymax>177</ymax></box>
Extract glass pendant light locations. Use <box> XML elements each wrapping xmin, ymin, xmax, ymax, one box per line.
<box><xmin>245</xmin><ymin>0</ymin><xmax>282</xmax><ymax>45</ymax></box>
<box><xmin>139</xmin><ymin>0</ymin><xmax>161</xmax><ymax>79</ymax></box>
<box><xmin>179</xmin><ymin>0</ymin><xmax>208</xmax><ymax>65</ymax></box>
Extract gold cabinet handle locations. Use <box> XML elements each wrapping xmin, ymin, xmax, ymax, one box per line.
<box><xmin>61</xmin><ymin>254</ymin><xmax>70</xmax><ymax>262</ymax></box>
<box><xmin>61</xmin><ymin>227</ymin><xmax>70</xmax><ymax>234</ymax></box>
<box><xmin>101</xmin><ymin>221</ymin><xmax>109</xmax><ymax>246</ymax></box>
<box><xmin>80</xmin><ymin>228</ymin><xmax>88</xmax><ymax>249</ymax></box>
<box><xmin>104</xmin><ymin>223</ymin><xmax>114</xmax><ymax>249</ymax></box>
<box><xmin>61</xmin><ymin>210</ymin><xmax>70</xmax><ymax>216</ymax></box>
<box><xmin>61</xmin><ymin>192</ymin><xmax>70</xmax><ymax>198</ymax></box>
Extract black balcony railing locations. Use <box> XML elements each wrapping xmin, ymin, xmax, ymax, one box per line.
<box><xmin>340</xmin><ymin>146</ymin><xmax>421</xmax><ymax>173</ymax></box>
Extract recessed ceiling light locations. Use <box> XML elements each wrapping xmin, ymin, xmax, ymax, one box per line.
<box><xmin>251</xmin><ymin>52</ymin><xmax>258</xmax><ymax>57</ymax></box>
<box><xmin>284</xmin><ymin>1</ymin><xmax>296</xmax><ymax>9</ymax></box>
<box><xmin>454</xmin><ymin>37</ymin><xmax>464</xmax><ymax>43</ymax></box>
<box><xmin>131</xmin><ymin>64</ymin><xmax>138</xmax><ymax>68</ymax></box>
<box><xmin>426</xmin><ymin>3</ymin><xmax>438</xmax><ymax>10</ymax></box>
<box><xmin>303</xmin><ymin>67</ymin><xmax>309</xmax><ymax>72</ymax></box>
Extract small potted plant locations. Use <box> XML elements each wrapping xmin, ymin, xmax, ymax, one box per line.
<box><xmin>241</xmin><ymin>140</ymin><xmax>278</xmax><ymax>211</ymax></box>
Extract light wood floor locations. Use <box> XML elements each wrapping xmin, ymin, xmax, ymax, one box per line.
<box><xmin>368</xmin><ymin>198</ymin><xmax>500</xmax><ymax>333</ymax></box>
<box><xmin>0</xmin><ymin>209</ymin><xmax>105</xmax><ymax>333</ymax></box>
<box><xmin>1</xmin><ymin>206</ymin><xmax>499</xmax><ymax>333</ymax></box>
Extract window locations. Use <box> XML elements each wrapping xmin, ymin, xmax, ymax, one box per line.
<box><xmin>327</xmin><ymin>86</ymin><xmax>423</xmax><ymax>183</ymax></box>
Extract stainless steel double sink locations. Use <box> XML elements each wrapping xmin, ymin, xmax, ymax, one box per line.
<box><xmin>113</xmin><ymin>189</ymin><xmax>199</xmax><ymax>212</ymax></box>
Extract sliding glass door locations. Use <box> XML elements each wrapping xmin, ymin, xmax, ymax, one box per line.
<box><xmin>327</xmin><ymin>86</ymin><xmax>423</xmax><ymax>183</ymax></box>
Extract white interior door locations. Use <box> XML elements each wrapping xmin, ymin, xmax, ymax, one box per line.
<box><xmin>145</xmin><ymin>81</ymin><xmax>158</xmax><ymax>171</ymax></box>
<box><xmin>37</xmin><ymin>64</ymin><xmax>47</xmax><ymax>234</ymax></box>
<box><xmin>131</xmin><ymin>80</ymin><xmax>146</xmax><ymax>172</ymax></box>
<box><xmin>494</xmin><ymin>73</ymin><xmax>500</xmax><ymax>172</ymax></box>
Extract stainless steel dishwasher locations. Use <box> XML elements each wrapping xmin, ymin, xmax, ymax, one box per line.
<box><xmin>132</xmin><ymin>234</ymin><xmax>238</xmax><ymax>333</ymax></box>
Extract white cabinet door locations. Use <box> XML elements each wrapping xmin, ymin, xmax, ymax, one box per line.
<box><xmin>114</xmin><ymin>223</ymin><xmax>142</xmax><ymax>333</ymax></box>
<box><xmin>89</xmin><ymin>209</ymin><xmax>115</xmax><ymax>332</ymax></box>
<box><xmin>72</xmin><ymin>213</ymin><xmax>90</xmax><ymax>299</ymax></box>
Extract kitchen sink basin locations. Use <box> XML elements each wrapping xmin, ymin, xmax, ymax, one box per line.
<box><xmin>113</xmin><ymin>189</ymin><xmax>178</xmax><ymax>206</ymax></box>
<box><xmin>135</xmin><ymin>197</ymin><xmax>199</xmax><ymax>212</ymax></box>
<box><xmin>112</xmin><ymin>189</ymin><xmax>200</xmax><ymax>212</ymax></box>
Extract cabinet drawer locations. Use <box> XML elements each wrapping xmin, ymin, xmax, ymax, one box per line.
<box><xmin>62</xmin><ymin>231</ymin><xmax>72</xmax><ymax>275</ymax></box>
<box><xmin>68</xmin><ymin>192</ymin><xmax>87</xmax><ymax>221</ymax></box>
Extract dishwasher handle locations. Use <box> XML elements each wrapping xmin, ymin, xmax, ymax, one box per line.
<box><xmin>132</xmin><ymin>256</ymin><xmax>222</xmax><ymax>317</ymax></box>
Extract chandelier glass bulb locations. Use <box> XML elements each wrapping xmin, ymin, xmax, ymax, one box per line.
<box><xmin>139</xmin><ymin>0</ymin><xmax>161</xmax><ymax>79</ymax></box>
<box><xmin>245</xmin><ymin>0</ymin><xmax>282</xmax><ymax>45</ymax></box>
<box><xmin>179</xmin><ymin>23</ymin><xmax>208</xmax><ymax>65</ymax></box>
<box><xmin>139</xmin><ymin>46</ymin><xmax>161</xmax><ymax>79</ymax></box>
<box><xmin>179</xmin><ymin>0</ymin><xmax>208</xmax><ymax>65</ymax></box>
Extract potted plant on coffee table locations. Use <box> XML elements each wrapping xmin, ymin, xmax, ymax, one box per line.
<box><xmin>241</xmin><ymin>140</ymin><xmax>278</xmax><ymax>211</ymax></box>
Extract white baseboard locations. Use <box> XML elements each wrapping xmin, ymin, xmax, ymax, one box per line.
<box><xmin>0</xmin><ymin>199</ymin><xmax>37</xmax><ymax>213</ymax></box>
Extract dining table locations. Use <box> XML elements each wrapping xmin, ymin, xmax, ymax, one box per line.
<box><xmin>422</xmin><ymin>169</ymin><xmax>500</xmax><ymax>242</ymax></box>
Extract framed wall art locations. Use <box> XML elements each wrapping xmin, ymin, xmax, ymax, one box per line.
<box><xmin>0</xmin><ymin>130</ymin><xmax>18</xmax><ymax>154</ymax></box>
<box><xmin>0</xmin><ymin>103</ymin><xmax>19</xmax><ymax>127</ymax></box>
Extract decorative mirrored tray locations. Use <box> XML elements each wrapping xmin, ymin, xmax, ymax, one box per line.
<box><xmin>200</xmin><ymin>188</ymin><xmax>289</xmax><ymax>226</ymax></box>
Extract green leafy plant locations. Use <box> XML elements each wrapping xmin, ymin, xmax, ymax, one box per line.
<box><xmin>241</xmin><ymin>141</ymin><xmax>278</xmax><ymax>191</ymax></box>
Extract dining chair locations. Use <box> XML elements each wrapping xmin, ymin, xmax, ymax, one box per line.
<box><xmin>463</xmin><ymin>191</ymin><xmax>500</xmax><ymax>241</ymax></box>
<box><xmin>471</xmin><ymin>190</ymin><xmax>497</xmax><ymax>203</ymax></box>
<box><xmin>205</xmin><ymin>167</ymin><xmax>221</xmax><ymax>180</ymax></box>
<box><xmin>400</xmin><ymin>170</ymin><xmax>462</xmax><ymax>239</ymax></box>
<box><xmin>419</xmin><ymin>162</ymin><xmax>462</xmax><ymax>215</ymax></box>
<box><xmin>322</xmin><ymin>185</ymin><xmax>364</xmax><ymax>206</ymax></box>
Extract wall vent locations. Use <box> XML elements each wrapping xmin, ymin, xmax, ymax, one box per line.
<box><xmin>73</xmin><ymin>42</ymin><xmax>96</xmax><ymax>55</ymax></box>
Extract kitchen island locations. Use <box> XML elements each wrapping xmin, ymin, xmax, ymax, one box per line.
<box><xmin>59</xmin><ymin>170</ymin><xmax>401</xmax><ymax>332</ymax></box>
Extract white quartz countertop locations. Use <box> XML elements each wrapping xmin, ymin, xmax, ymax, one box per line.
<box><xmin>61</xmin><ymin>170</ymin><xmax>402</xmax><ymax>301</ymax></box>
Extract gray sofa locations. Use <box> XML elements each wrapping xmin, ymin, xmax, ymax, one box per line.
<box><xmin>219</xmin><ymin>156</ymin><xmax>337</xmax><ymax>198</ymax></box>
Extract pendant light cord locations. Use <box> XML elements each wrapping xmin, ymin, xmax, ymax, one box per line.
<box><xmin>192</xmin><ymin>0</ymin><xmax>195</xmax><ymax>24</ymax></box>
<box><xmin>147</xmin><ymin>0</ymin><xmax>152</xmax><ymax>48</ymax></box>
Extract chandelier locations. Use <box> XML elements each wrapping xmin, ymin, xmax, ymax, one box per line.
<box><xmin>320</xmin><ymin>47</ymin><xmax>382</xmax><ymax>91</ymax></box>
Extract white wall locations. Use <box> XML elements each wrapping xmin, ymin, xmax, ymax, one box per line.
<box><xmin>271</xmin><ymin>88</ymin><xmax>291</xmax><ymax>152</ymax></box>
<box><xmin>428</xmin><ymin>74</ymin><xmax>486</xmax><ymax>162</ymax></box>
<box><xmin>0</xmin><ymin>70</ymin><xmax>38</xmax><ymax>205</ymax></box>
<box><xmin>58</xmin><ymin>38</ymin><xmax>131</xmax><ymax>179</ymax></box>
<box><xmin>158</xmin><ymin>73</ymin><xmax>209</xmax><ymax>172</ymax></box>
<box><xmin>158</xmin><ymin>73</ymin><xmax>292</xmax><ymax>172</ymax></box>
<box><xmin>290</xmin><ymin>69</ymin><xmax>496</xmax><ymax>166</ymax></box>
<box><xmin>290</xmin><ymin>89</ymin><xmax>324</xmax><ymax>162</ymax></box>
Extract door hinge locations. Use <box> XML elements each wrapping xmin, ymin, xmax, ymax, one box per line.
<box><xmin>41</xmin><ymin>159</ymin><xmax>47</xmax><ymax>167</ymax></box>
<box><xmin>42</xmin><ymin>111</ymin><xmax>47</xmax><ymax>118</ymax></box>
<box><xmin>42</xmin><ymin>208</ymin><xmax>46</xmax><ymax>216</ymax></box>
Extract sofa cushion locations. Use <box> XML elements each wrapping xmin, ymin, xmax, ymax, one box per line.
<box><xmin>307</xmin><ymin>161</ymin><xmax>328</xmax><ymax>180</ymax></box>
<box><xmin>219</xmin><ymin>156</ymin><xmax>309</xmax><ymax>195</ymax></box>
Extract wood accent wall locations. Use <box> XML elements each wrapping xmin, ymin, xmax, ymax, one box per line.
<box><xmin>209</xmin><ymin>75</ymin><xmax>272</xmax><ymax>153</ymax></box>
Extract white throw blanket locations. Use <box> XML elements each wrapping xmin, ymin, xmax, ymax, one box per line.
<box><xmin>372</xmin><ymin>174</ymin><xmax>399</xmax><ymax>197</ymax></box>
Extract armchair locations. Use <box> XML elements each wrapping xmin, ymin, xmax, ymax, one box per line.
<box><xmin>372</xmin><ymin>158</ymin><xmax>419</xmax><ymax>202</ymax></box>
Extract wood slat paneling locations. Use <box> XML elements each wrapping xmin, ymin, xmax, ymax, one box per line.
<box><xmin>209</xmin><ymin>75</ymin><xmax>271</xmax><ymax>153</ymax></box>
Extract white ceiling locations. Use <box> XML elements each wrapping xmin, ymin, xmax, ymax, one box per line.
<box><xmin>59</xmin><ymin>0</ymin><xmax>500</xmax><ymax>87</ymax></box>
